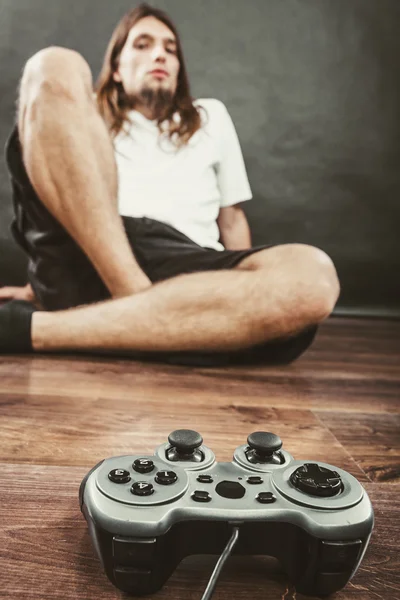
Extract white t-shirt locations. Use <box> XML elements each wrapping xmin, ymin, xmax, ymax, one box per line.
<box><xmin>114</xmin><ymin>98</ymin><xmax>252</xmax><ymax>251</ymax></box>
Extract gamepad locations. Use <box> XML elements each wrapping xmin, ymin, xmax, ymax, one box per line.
<box><xmin>79</xmin><ymin>430</ymin><xmax>374</xmax><ymax>598</ymax></box>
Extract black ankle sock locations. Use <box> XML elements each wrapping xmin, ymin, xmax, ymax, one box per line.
<box><xmin>0</xmin><ymin>300</ymin><xmax>36</xmax><ymax>353</ymax></box>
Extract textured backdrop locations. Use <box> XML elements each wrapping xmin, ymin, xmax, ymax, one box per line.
<box><xmin>1</xmin><ymin>0</ymin><xmax>399</xmax><ymax>317</ymax></box>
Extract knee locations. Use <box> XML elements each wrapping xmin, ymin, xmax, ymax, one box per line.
<box><xmin>252</xmin><ymin>243</ymin><xmax>340</xmax><ymax>326</ymax></box>
<box><xmin>23</xmin><ymin>46</ymin><xmax>92</xmax><ymax>90</ymax></box>
<box><xmin>288</xmin><ymin>244</ymin><xmax>340</xmax><ymax>323</ymax></box>
<box><xmin>301</xmin><ymin>245</ymin><xmax>340</xmax><ymax>321</ymax></box>
<box><xmin>19</xmin><ymin>46</ymin><xmax>92</xmax><ymax>121</ymax></box>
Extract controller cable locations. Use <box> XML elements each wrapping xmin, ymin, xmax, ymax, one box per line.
<box><xmin>200</xmin><ymin>526</ymin><xmax>240</xmax><ymax>600</ymax></box>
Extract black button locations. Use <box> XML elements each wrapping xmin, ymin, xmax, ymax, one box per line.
<box><xmin>318</xmin><ymin>540</ymin><xmax>362</xmax><ymax>571</ymax></box>
<box><xmin>113</xmin><ymin>537</ymin><xmax>157</xmax><ymax>567</ymax></box>
<box><xmin>113</xmin><ymin>567</ymin><xmax>152</xmax><ymax>593</ymax></box>
<box><xmin>256</xmin><ymin>492</ymin><xmax>276</xmax><ymax>504</ymax></box>
<box><xmin>155</xmin><ymin>470</ymin><xmax>178</xmax><ymax>485</ymax></box>
<box><xmin>192</xmin><ymin>490</ymin><xmax>212</xmax><ymax>502</ymax></box>
<box><xmin>133</xmin><ymin>459</ymin><xmax>155</xmax><ymax>474</ymax></box>
<box><xmin>315</xmin><ymin>571</ymin><xmax>352</xmax><ymax>595</ymax></box>
<box><xmin>131</xmin><ymin>482</ymin><xmax>154</xmax><ymax>496</ymax></box>
<box><xmin>216</xmin><ymin>481</ymin><xmax>246</xmax><ymax>499</ymax></box>
<box><xmin>247</xmin><ymin>476</ymin><xmax>264</xmax><ymax>484</ymax></box>
<box><xmin>197</xmin><ymin>474</ymin><xmax>213</xmax><ymax>483</ymax></box>
<box><xmin>109</xmin><ymin>469</ymin><xmax>131</xmax><ymax>484</ymax></box>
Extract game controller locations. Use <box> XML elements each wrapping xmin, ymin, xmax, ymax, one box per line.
<box><xmin>79</xmin><ymin>430</ymin><xmax>374</xmax><ymax>598</ymax></box>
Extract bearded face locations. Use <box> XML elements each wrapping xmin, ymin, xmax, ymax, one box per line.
<box><xmin>113</xmin><ymin>16</ymin><xmax>180</xmax><ymax>120</ymax></box>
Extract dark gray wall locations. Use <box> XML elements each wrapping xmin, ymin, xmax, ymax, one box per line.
<box><xmin>1</xmin><ymin>0</ymin><xmax>399</xmax><ymax>317</ymax></box>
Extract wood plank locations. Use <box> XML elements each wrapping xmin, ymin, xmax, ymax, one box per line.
<box><xmin>1</xmin><ymin>316</ymin><xmax>399</xmax><ymax>598</ymax></box>
<box><xmin>0</xmin><ymin>467</ymin><xmax>398</xmax><ymax>600</ymax></box>
<box><xmin>0</xmin><ymin>394</ymin><xmax>368</xmax><ymax>480</ymax></box>
<box><xmin>349</xmin><ymin>482</ymin><xmax>400</xmax><ymax>600</ymax></box>
<box><xmin>1</xmin><ymin>315</ymin><xmax>399</xmax><ymax>416</ymax></box>
<box><xmin>0</xmin><ymin>350</ymin><xmax>399</xmax><ymax>414</ymax></box>
<box><xmin>315</xmin><ymin>411</ymin><xmax>400</xmax><ymax>483</ymax></box>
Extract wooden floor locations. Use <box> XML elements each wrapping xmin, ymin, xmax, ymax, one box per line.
<box><xmin>0</xmin><ymin>316</ymin><xmax>399</xmax><ymax>600</ymax></box>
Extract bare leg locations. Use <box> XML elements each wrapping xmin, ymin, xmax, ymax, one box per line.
<box><xmin>18</xmin><ymin>47</ymin><xmax>149</xmax><ymax>298</ymax></box>
<box><xmin>32</xmin><ymin>244</ymin><xmax>340</xmax><ymax>353</ymax></box>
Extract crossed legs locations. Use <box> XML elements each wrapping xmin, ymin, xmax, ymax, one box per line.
<box><xmin>17</xmin><ymin>47</ymin><xmax>339</xmax><ymax>355</ymax></box>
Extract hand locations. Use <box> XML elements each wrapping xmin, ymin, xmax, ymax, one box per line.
<box><xmin>0</xmin><ymin>283</ymin><xmax>44</xmax><ymax>309</ymax></box>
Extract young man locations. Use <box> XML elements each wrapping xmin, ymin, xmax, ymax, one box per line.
<box><xmin>0</xmin><ymin>3</ymin><xmax>339</xmax><ymax>366</ymax></box>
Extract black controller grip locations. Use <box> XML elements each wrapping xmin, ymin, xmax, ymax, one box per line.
<box><xmin>82</xmin><ymin>512</ymin><xmax>370</xmax><ymax>597</ymax></box>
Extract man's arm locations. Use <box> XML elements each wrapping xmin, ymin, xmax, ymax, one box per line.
<box><xmin>217</xmin><ymin>204</ymin><xmax>252</xmax><ymax>250</ymax></box>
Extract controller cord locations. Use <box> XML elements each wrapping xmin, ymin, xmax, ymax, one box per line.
<box><xmin>200</xmin><ymin>526</ymin><xmax>240</xmax><ymax>600</ymax></box>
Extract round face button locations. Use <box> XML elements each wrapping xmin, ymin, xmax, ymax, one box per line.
<box><xmin>155</xmin><ymin>470</ymin><xmax>178</xmax><ymax>485</ymax></box>
<box><xmin>192</xmin><ymin>490</ymin><xmax>212</xmax><ymax>502</ymax></box>
<box><xmin>108</xmin><ymin>469</ymin><xmax>131</xmax><ymax>484</ymax></box>
<box><xmin>256</xmin><ymin>492</ymin><xmax>276</xmax><ymax>504</ymax></box>
<box><xmin>133</xmin><ymin>458</ymin><xmax>155</xmax><ymax>474</ymax></box>
<box><xmin>131</xmin><ymin>482</ymin><xmax>154</xmax><ymax>496</ymax></box>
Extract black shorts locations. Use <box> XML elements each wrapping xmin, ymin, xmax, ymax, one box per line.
<box><xmin>4</xmin><ymin>125</ymin><xmax>317</xmax><ymax>366</ymax></box>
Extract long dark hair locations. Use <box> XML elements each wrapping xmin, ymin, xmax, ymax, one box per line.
<box><xmin>95</xmin><ymin>3</ymin><xmax>204</xmax><ymax>148</ymax></box>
